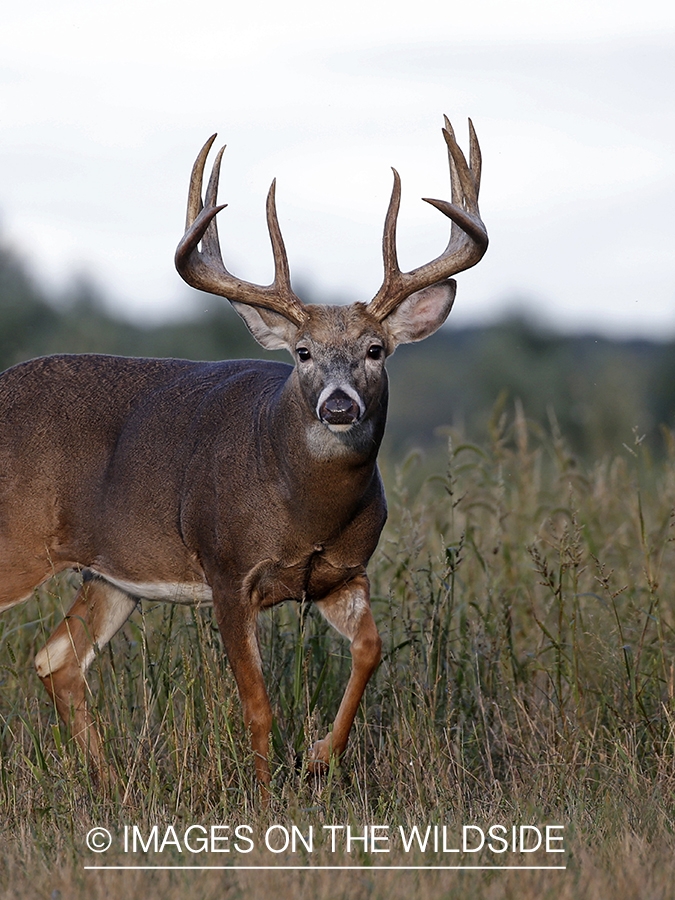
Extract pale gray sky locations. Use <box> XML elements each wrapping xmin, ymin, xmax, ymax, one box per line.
<box><xmin>1</xmin><ymin>0</ymin><xmax>674</xmax><ymax>337</ymax></box>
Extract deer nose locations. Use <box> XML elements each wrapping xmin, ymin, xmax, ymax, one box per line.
<box><xmin>319</xmin><ymin>389</ymin><xmax>361</xmax><ymax>426</ymax></box>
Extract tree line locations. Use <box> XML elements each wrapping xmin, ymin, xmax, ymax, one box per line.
<box><xmin>1</xmin><ymin>236</ymin><xmax>673</xmax><ymax>460</ymax></box>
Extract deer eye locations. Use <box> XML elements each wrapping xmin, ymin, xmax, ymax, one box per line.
<box><xmin>297</xmin><ymin>347</ymin><xmax>312</xmax><ymax>362</ymax></box>
<box><xmin>367</xmin><ymin>344</ymin><xmax>384</xmax><ymax>360</ymax></box>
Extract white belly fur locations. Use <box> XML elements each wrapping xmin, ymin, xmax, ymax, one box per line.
<box><xmin>89</xmin><ymin>569</ymin><xmax>214</xmax><ymax>606</ymax></box>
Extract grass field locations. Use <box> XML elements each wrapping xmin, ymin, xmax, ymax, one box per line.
<box><xmin>2</xmin><ymin>403</ymin><xmax>675</xmax><ymax>898</ymax></box>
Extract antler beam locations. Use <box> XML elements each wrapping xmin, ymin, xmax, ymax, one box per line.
<box><xmin>367</xmin><ymin>117</ymin><xmax>489</xmax><ymax>321</ymax></box>
<box><xmin>175</xmin><ymin>135</ymin><xmax>309</xmax><ymax>326</ymax></box>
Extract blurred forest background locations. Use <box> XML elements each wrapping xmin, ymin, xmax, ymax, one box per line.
<box><xmin>1</xmin><ymin>233</ymin><xmax>674</xmax><ymax>462</ymax></box>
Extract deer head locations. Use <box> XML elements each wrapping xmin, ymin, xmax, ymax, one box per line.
<box><xmin>175</xmin><ymin>118</ymin><xmax>488</xmax><ymax>442</ymax></box>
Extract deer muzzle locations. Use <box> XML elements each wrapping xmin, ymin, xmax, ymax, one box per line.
<box><xmin>318</xmin><ymin>388</ymin><xmax>362</xmax><ymax>428</ymax></box>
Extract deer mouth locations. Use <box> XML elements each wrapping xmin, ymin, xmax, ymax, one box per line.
<box><xmin>318</xmin><ymin>388</ymin><xmax>362</xmax><ymax>429</ymax></box>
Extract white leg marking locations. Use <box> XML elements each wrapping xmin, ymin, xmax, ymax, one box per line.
<box><xmin>90</xmin><ymin>584</ymin><xmax>139</xmax><ymax>656</ymax></box>
<box><xmin>315</xmin><ymin>583</ymin><xmax>368</xmax><ymax>641</ymax></box>
<box><xmin>34</xmin><ymin>583</ymin><xmax>137</xmax><ymax>677</ymax></box>
<box><xmin>34</xmin><ymin>632</ymin><xmax>74</xmax><ymax>678</ymax></box>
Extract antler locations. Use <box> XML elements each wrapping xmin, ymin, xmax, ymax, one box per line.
<box><xmin>368</xmin><ymin>117</ymin><xmax>489</xmax><ymax>321</ymax></box>
<box><xmin>175</xmin><ymin>135</ymin><xmax>309</xmax><ymax>326</ymax></box>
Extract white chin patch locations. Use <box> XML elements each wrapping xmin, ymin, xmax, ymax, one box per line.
<box><xmin>326</xmin><ymin>422</ymin><xmax>354</xmax><ymax>433</ymax></box>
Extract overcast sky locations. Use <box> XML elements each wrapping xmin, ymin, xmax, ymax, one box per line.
<box><xmin>1</xmin><ymin>0</ymin><xmax>674</xmax><ymax>338</ymax></box>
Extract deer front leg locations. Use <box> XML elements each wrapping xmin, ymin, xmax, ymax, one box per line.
<box><xmin>309</xmin><ymin>574</ymin><xmax>381</xmax><ymax>770</ymax></box>
<box><xmin>34</xmin><ymin>574</ymin><xmax>137</xmax><ymax>777</ymax></box>
<box><xmin>212</xmin><ymin>594</ymin><xmax>273</xmax><ymax>800</ymax></box>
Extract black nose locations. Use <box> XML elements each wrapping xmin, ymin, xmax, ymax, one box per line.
<box><xmin>320</xmin><ymin>389</ymin><xmax>360</xmax><ymax>426</ymax></box>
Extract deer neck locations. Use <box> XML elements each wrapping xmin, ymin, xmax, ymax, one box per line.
<box><xmin>264</xmin><ymin>371</ymin><xmax>387</xmax><ymax>515</ymax></box>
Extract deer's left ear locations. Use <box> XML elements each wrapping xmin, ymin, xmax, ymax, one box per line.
<box><xmin>230</xmin><ymin>301</ymin><xmax>298</xmax><ymax>351</ymax></box>
<box><xmin>382</xmin><ymin>278</ymin><xmax>456</xmax><ymax>348</ymax></box>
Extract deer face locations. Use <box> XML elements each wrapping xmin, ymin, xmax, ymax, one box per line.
<box><xmin>229</xmin><ymin>301</ymin><xmax>387</xmax><ymax>433</ymax></box>
<box><xmin>230</xmin><ymin>281</ymin><xmax>457</xmax><ymax>434</ymax></box>
<box><xmin>293</xmin><ymin>305</ymin><xmax>387</xmax><ymax>432</ymax></box>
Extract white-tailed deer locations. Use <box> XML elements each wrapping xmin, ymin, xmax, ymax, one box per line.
<box><xmin>0</xmin><ymin>118</ymin><xmax>487</xmax><ymax>797</ymax></box>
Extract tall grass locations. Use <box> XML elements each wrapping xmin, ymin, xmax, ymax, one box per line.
<box><xmin>2</xmin><ymin>404</ymin><xmax>675</xmax><ymax>898</ymax></box>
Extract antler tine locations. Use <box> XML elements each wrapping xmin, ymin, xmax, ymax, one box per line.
<box><xmin>185</xmin><ymin>134</ymin><xmax>216</xmax><ymax>229</ymax></box>
<box><xmin>175</xmin><ymin>138</ymin><xmax>308</xmax><ymax>327</ymax></box>
<box><xmin>266</xmin><ymin>180</ymin><xmax>295</xmax><ymax>300</ymax></box>
<box><xmin>365</xmin><ymin>169</ymin><xmax>407</xmax><ymax>317</ymax></box>
<box><xmin>443</xmin><ymin>116</ymin><xmax>463</xmax><ymax>210</ymax></box>
<box><xmin>441</xmin><ymin>125</ymin><xmax>478</xmax><ymax>208</ymax></box>
<box><xmin>200</xmin><ymin>144</ymin><xmax>227</xmax><ymax>266</ymax></box>
<box><xmin>368</xmin><ymin>118</ymin><xmax>488</xmax><ymax>322</ymax></box>
<box><xmin>382</xmin><ymin>168</ymin><xmax>402</xmax><ymax>275</ymax></box>
<box><xmin>441</xmin><ymin>116</ymin><xmax>466</xmax><ymax>261</ymax></box>
<box><xmin>468</xmin><ymin>117</ymin><xmax>482</xmax><ymax>195</ymax></box>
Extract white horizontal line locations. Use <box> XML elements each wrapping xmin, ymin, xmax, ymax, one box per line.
<box><xmin>85</xmin><ymin>865</ymin><xmax>567</xmax><ymax>871</ymax></box>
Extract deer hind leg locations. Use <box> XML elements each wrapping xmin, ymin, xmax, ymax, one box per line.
<box><xmin>34</xmin><ymin>573</ymin><xmax>137</xmax><ymax>774</ymax></box>
<box><xmin>309</xmin><ymin>574</ymin><xmax>382</xmax><ymax>770</ymax></box>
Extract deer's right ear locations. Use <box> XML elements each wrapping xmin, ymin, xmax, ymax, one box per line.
<box><xmin>230</xmin><ymin>301</ymin><xmax>298</xmax><ymax>351</ymax></box>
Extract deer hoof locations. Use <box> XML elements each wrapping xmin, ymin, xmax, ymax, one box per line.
<box><xmin>307</xmin><ymin>735</ymin><xmax>333</xmax><ymax>774</ymax></box>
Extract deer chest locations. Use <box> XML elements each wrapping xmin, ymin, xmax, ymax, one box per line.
<box><xmin>247</xmin><ymin>551</ymin><xmax>366</xmax><ymax>609</ymax></box>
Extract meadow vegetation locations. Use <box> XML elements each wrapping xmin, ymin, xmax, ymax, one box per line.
<box><xmin>2</xmin><ymin>399</ymin><xmax>675</xmax><ymax>898</ymax></box>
